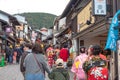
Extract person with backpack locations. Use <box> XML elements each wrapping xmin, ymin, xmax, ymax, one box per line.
<box><xmin>48</xmin><ymin>58</ymin><xmax>70</xmax><ymax>80</ymax></box>
<box><xmin>71</xmin><ymin>46</ymin><xmax>88</xmax><ymax>80</ymax></box>
<box><xmin>83</xmin><ymin>45</ymin><xmax>108</xmax><ymax>80</ymax></box>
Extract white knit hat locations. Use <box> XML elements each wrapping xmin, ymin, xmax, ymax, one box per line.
<box><xmin>55</xmin><ymin>58</ymin><xmax>64</xmax><ymax>65</ymax></box>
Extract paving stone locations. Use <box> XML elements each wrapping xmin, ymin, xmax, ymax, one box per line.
<box><xmin>0</xmin><ymin>64</ymin><xmax>74</xmax><ymax>80</ymax></box>
<box><xmin>0</xmin><ymin>64</ymin><xmax>24</xmax><ymax>80</ymax></box>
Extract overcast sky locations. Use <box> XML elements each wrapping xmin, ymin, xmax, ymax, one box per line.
<box><xmin>0</xmin><ymin>0</ymin><xmax>70</xmax><ymax>16</ymax></box>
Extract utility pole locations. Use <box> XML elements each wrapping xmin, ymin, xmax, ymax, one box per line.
<box><xmin>117</xmin><ymin>4</ymin><xmax>120</xmax><ymax>80</ymax></box>
<box><xmin>109</xmin><ymin>0</ymin><xmax>120</xmax><ymax>80</ymax></box>
<box><xmin>117</xmin><ymin>0</ymin><xmax>120</xmax><ymax>11</ymax></box>
<box><xmin>109</xmin><ymin>1</ymin><xmax>117</xmax><ymax>80</ymax></box>
<box><xmin>113</xmin><ymin>0</ymin><xmax>120</xmax><ymax>79</ymax></box>
<box><xmin>116</xmin><ymin>0</ymin><xmax>120</xmax><ymax>80</ymax></box>
<box><xmin>117</xmin><ymin>40</ymin><xmax>120</xmax><ymax>80</ymax></box>
<box><xmin>105</xmin><ymin>0</ymin><xmax>120</xmax><ymax>80</ymax></box>
<box><xmin>113</xmin><ymin>0</ymin><xmax>117</xmax><ymax>15</ymax></box>
<box><xmin>113</xmin><ymin>0</ymin><xmax>120</xmax><ymax>13</ymax></box>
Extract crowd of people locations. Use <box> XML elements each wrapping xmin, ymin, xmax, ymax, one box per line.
<box><xmin>21</xmin><ymin>40</ymin><xmax>111</xmax><ymax>80</ymax></box>
<box><xmin>19</xmin><ymin>40</ymin><xmax>70</xmax><ymax>80</ymax></box>
<box><xmin>0</xmin><ymin>38</ymin><xmax>111</xmax><ymax>80</ymax></box>
<box><xmin>71</xmin><ymin>45</ymin><xmax>110</xmax><ymax>80</ymax></box>
<box><xmin>0</xmin><ymin>44</ymin><xmax>23</xmax><ymax>65</ymax></box>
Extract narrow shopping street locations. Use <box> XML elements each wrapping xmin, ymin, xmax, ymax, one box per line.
<box><xmin>0</xmin><ymin>64</ymin><xmax>74</xmax><ymax>80</ymax></box>
<box><xmin>1</xmin><ymin>0</ymin><xmax>120</xmax><ymax>79</ymax></box>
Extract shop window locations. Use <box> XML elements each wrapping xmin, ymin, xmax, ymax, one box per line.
<box><xmin>80</xmin><ymin>40</ymin><xmax>84</xmax><ymax>46</ymax></box>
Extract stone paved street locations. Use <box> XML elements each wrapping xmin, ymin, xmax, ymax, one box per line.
<box><xmin>0</xmin><ymin>64</ymin><xmax>74</xmax><ymax>80</ymax></box>
<box><xmin>0</xmin><ymin>64</ymin><xmax>24</xmax><ymax>80</ymax></box>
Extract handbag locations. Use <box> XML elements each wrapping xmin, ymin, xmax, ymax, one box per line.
<box><xmin>33</xmin><ymin>54</ymin><xmax>45</xmax><ymax>75</ymax></box>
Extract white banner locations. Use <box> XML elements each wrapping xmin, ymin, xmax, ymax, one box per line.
<box><xmin>93</xmin><ymin>0</ymin><xmax>106</xmax><ymax>15</ymax></box>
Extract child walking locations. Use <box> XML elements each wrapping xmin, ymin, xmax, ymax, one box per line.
<box><xmin>48</xmin><ymin>58</ymin><xmax>70</xmax><ymax>80</ymax></box>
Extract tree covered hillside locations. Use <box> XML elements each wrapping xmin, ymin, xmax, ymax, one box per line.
<box><xmin>20</xmin><ymin>13</ymin><xmax>57</xmax><ymax>29</ymax></box>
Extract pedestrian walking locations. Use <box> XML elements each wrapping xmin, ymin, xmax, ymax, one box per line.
<box><xmin>71</xmin><ymin>46</ymin><xmax>88</xmax><ymax>80</ymax></box>
<box><xmin>13</xmin><ymin>51</ymin><xmax>17</xmax><ymax>64</ymax></box>
<box><xmin>23</xmin><ymin>42</ymin><xmax>50</xmax><ymax>80</ymax></box>
<box><xmin>54</xmin><ymin>45</ymin><xmax>60</xmax><ymax>59</ymax></box>
<box><xmin>20</xmin><ymin>43</ymin><xmax>33</xmax><ymax>78</ymax></box>
<box><xmin>46</xmin><ymin>44</ymin><xmax>54</xmax><ymax>68</ymax></box>
<box><xmin>87</xmin><ymin>45</ymin><xmax>107</xmax><ymax>61</ymax></box>
<box><xmin>48</xmin><ymin>58</ymin><xmax>70</xmax><ymax>80</ymax></box>
<box><xmin>59</xmin><ymin>44</ymin><xmax>69</xmax><ymax>68</ymax></box>
<box><xmin>15</xmin><ymin>45</ymin><xmax>22</xmax><ymax>64</ymax></box>
<box><xmin>69</xmin><ymin>44</ymin><xmax>74</xmax><ymax>60</ymax></box>
<box><xmin>104</xmin><ymin>49</ymin><xmax>111</xmax><ymax>80</ymax></box>
<box><xmin>5</xmin><ymin>45</ymin><xmax>11</xmax><ymax>63</ymax></box>
<box><xmin>83</xmin><ymin>45</ymin><xmax>108</xmax><ymax>80</ymax></box>
<box><xmin>9</xmin><ymin>45</ymin><xmax>13</xmax><ymax>64</ymax></box>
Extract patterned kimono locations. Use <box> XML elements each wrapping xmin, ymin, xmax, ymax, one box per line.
<box><xmin>71</xmin><ymin>53</ymin><xmax>88</xmax><ymax>80</ymax></box>
<box><xmin>46</xmin><ymin>47</ymin><xmax>54</xmax><ymax>68</ymax></box>
<box><xmin>83</xmin><ymin>57</ymin><xmax>108</xmax><ymax>80</ymax></box>
<box><xmin>87</xmin><ymin>67</ymin><xmax>108</xmax><ymax>80</ymax></box>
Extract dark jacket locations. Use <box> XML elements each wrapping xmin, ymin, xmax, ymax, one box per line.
<box><xmin>48</xmin><ymin>67</ymin><xmax>69</xmax><ymax>80</ymax></box>
<box><xmin>5</xmin><ymin>46</ymin><xmax>11</xmax><ymax>55</ymax></box>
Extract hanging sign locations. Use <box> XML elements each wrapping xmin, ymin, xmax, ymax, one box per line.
<box><xmin>93</xmin><ymin>0</ymin><xmax>107</xmax><ymax>15</ymax></box>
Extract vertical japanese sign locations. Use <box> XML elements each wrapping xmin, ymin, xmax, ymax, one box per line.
<box><xmin>93</xmin><ymin>0</ymin><xmax>107</xmax><ymax>15</ymax></box>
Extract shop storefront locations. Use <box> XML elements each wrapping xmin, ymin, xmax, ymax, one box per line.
<box><xmin>74</xmin><ymin>19</ymin><xmax>109</xmax><ymax>49</ymax></box>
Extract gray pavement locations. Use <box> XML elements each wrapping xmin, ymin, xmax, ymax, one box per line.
<box><xmin>0</xmin><ymin>64</ymin><xmax>74</xmax><ymax>80</ymax></box>
<box><xmin>0</xmin><ymin>64</ymin><xmax>24</xmax><ymax>80</ymax></box>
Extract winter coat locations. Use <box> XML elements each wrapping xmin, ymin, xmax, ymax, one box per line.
<box><xmin>48</xmin><ymin>67</ymin><xmax>69</xmax><ymax>80</ymax></box>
